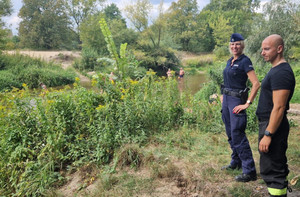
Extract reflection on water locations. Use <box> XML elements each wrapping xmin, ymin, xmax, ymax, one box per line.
<box><xmin>178</xmin><ymin>72</ymin><xmax>207</xmax><ymax>95</ymax></box>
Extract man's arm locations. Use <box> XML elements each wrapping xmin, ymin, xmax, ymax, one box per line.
<box><xmin>259</xmin><ymin>89</ymin><xmax>290</xmax><ymax>153</ymax></box>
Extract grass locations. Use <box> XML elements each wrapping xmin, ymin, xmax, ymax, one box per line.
<box><xmin>53</xmin><ymin>119</ymin><xmax>300</xmax><ymax>196</ymax></box>
<box><xmin>180</xmin><ymin>53</ymin><xmax>215</xmax><ymax>72</ymax></box>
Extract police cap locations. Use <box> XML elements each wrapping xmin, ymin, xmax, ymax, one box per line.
<box><xmin>230</xmin><ymin>33</ymin><xmax>244</xmax><ymax>42</ymax></box>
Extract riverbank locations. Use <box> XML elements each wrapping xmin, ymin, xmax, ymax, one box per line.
<box><xmin>1</xmin><ymin>50</ymin><xmax>299</xmax><ymax>196</ymax></box>
<box><xmin>56</xmin><ymin>114</ymin><xmax>300</xmax><ymax>197</ymax></box>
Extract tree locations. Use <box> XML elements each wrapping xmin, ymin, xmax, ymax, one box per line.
<box><xmin>64</xmin><ymin>0</ymin><xmax>105</xmax><ymax>47</ymax></box>
<box><xmin>201</xmin><ymin>0</ymin><xmax>260</xmax><ymax>51</ymax></box>
<box><xmin>0</xmin><ymin>0</ymin><xmax>12</xmax><ymax>50</ymax></box>
<box><xmin>166</xmin><ymin>0</ymin><xmax>198</xmax><ymax>51</ymax></box>
<box><xmin>18</xmin><ymin>0</ymin><xmax>73</xmax><ymax>49</ymax></box>
<box><xmin>104</xmin><ymin>3</ymin><xmax>126</xmax><ymax>24</ymax></box>
<box><xmin>124</xmin><ymin>0</ymin><xmax>152</xmax><ymax>33</ymax></box>
<box><xmin>0</xmin><ymin>0</ymin><xmax>12</xmax><ymax>16</ymax></box>
<box><xmin>80</xmin><ymin>4</ymin><xmax>137</xmax><ymax>55</ymax></box>
<box><xmin>246</xmin><ymin>0</ymin><xmax>300</xmax><ymax>60</ymax></box>
<box><xmin>124</xmin><ymin>0</ymin><xmax>179</xmax><ymax>73</ymax></box>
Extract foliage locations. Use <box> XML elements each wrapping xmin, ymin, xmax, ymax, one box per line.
<box><xmin>203</xmin><ymin>0</ymin><xmax>260</xmax><ymax>39</ymax></box>
<box><xmin>64</xmin><ymin>0</ymin><xmax>105</xmax><ymax>33</ymax></box>
<box><xmin>214</xmin><ymin>45</ymin><xmax>230</xmax><ymax>59</ymax></box>
<box><xmin>0</xmin><ymin>73</ymin><xmax>183</xmax><ymax>196</ymax></box>
<box><xmin>0</xmin><ymin>53</ymin><xmax>76</xmax><ymax>91</ymax></box>
<box><xmin>0</xmin><ymin>0</ymin><xmax>12</xmax><ymax>50</ymax></box>
<box><xmin>64</xmin><ymin>0</ymin><xmax>110</xmax><ymax>48</ymax></box>
<box><xmin>18</xmin><ymin>0</ymin><xmax>74</xmax><ymax>49</ymax></box>
<box><xmin>290</xmin><ymin>62</ymin><xmax>300</xmax><ymax>103</ymax></box>
<box><xmin>246</xmin><ymin>0</ymin><xmax>300</xmax><ymax>61</ymax></box>
<box><xmin>134</xmin><ymin>47</ymin><xmax>180</xmax><ymax>76</ymax></box>
<box><xmin>74</xmin><ymin>47</ymin><xmax>101</xmax><ymax>71</ymax></box>
<box><xmin>184</xmin><ymin>56</ymin><xmax>213</xmax><ymax>68</ymax></box>
<box><xmin>123</xmin><ymin>0</ymin><xmax>152</xmax><ymax>32</ymax></box>
<box><xmin>209</xmin><ymin>14</ymin><xmax>233</xmax><ymax>48</ymax></box>
<box><xmin>80</xmin><ymin>10</ymin><xmax>137</xmax><ymax>56</ymax></box>
<box><xmin>166</xmin><ymin>0</ymin><xmax>198</xmax><ymax>51</ymax></box>
<box><xmin>0</xmin><ymin>0</ymin><xmax>12</xmax><ymax>16</ymax></box>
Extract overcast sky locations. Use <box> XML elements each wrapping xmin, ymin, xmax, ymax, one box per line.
<box><xmin>3</xmin><ymin>0</ymin><xmax>271</xmax><ymax>35</ymax></box>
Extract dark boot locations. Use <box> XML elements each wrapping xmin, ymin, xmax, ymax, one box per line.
<box><xmin>235</xmin><ymin>173</ymin><xmax>257</xmax><ymax>182</ymax></box>
<box><xmin>221</xmin><ymin>164</ymin><xmax>241</xmax><ymax>171</ymax></box>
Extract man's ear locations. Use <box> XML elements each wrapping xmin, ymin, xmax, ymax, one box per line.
<box><xmin>277</xmin><ymin>45</ymin><xmax>283</xmax><ymax>53</ymax></box>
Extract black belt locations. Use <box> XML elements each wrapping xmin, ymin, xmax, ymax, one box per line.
<box><xmin>222</xmin><ymin>88</ymin><xmax>242</xmax><ymax>98</ymax></box>
<box><xmin>221</xmin><ymin>85</ymin><xmax>249</xmax><ymax>99</ymax></box>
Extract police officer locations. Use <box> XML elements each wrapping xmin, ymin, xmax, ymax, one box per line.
<box><xmin>221</xmin><ymin>33</ymin><xmax>260</xmax><ymax>182</ymax></box>
<box><xmin>257</xmin><ymin>34</ymin><xmax>295</xmax><ymax>197</ymax></box>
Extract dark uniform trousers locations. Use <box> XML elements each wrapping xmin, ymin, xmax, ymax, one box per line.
<box><xmin>258</xmin><ymin>116</ymin><xmax>289</xmax><ymax>196</ymax></box>
<box><xmin>222</xmin><ymin>94</ymin><xmax>256</xmax><ymax>174</ymax></box>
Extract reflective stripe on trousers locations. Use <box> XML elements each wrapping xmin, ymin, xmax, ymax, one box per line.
<box><xmin>268</xmin><ymin>187</ymin><xmax>287</xmax><ymax>196</ymax></box>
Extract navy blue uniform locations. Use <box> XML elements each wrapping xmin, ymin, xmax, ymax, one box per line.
<box><xmin>256</xmin><ymin>63</ymin><xmax>295</xmax><ymax>196</ymax></box>
<box><xmin>222</xmin><ymin>54</ymin><xmax>256</xmax><ymax>175</ymax></box>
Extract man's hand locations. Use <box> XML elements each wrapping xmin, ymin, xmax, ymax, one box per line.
<box><xmin>259</xmin><ymin>136</ymin><xmax>272</xmax><ymax>153</ymax></box>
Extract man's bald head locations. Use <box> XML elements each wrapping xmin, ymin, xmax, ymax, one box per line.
<box><xmin>261</xmin><ymin>34</ymin><xmax>285</xmax><ymax>65</ymax></box>
<box><xmin>263</xmin><ymin>34</ymin><xmax>284</xmax><ymax>52</ymax></box>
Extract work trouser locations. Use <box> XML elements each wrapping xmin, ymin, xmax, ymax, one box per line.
<box><xmin>222</xmin><ymin>94</ymin><xmax>256</xmax><ymax>174</ymax></box>
<box><xmin>258</xmin><ymin>116</ymin><xmax>289</xmax><ymax>196</ymax></box>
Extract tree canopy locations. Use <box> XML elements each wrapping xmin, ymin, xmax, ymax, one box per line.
<box><xmin>18</xmin><ymin>0</ymin><xmax>73</xmax><ymax>49</ymax></box>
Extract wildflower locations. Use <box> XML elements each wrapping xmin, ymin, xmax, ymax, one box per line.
<box><xmin>121</xmin><ymin>95</ymin><xmax>125</xmax><ymax>100</ymax></box>
<box><xmin>22</xmin><ymin>83</ymin><xmax>27</xmax><ymax>88</ymax></box>
<box><xmin>91</xmin><ymin>78</ymin><xmax>97</xmax><ymax>86</ymax></box>
<box><xmin>146</xmin><ymin>70</ymin><xmax>156</xmax><ymax>76</ymax></box>
<box><xmin>47</xmin><ymin>100</ymin><xmax>55</xmax><ymax>104</ymax></box>
<box><xmin>130</xmin><ymin>80</ymin><xmax>138</xmax><ymax>85</ymax></box>
<box><xmin>75</xmin><ymin>77</ymin><xmax>80</xmax><ymax>82</ymax></box>
<box><xmin>111</xmin><ymin>80</ymin><xmax>115</xmax><ymax>85</ymax></box>
<box><xmin>96</xmin><ymin>104</ymin><xmax>105</xmax><ymax>110</ymax></box>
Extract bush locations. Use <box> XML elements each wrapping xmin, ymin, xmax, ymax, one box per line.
<box><xmin>77</xmin><ymin>47</ymin><xmax>102</xmax><ymax>71</ymax></box>
<box><xmin>135</xmin><ymin>47</ymin><xmax>180</xmax><ymax>76</ymax></box>
<box><xmin>0</xmin><ymin>70</ymin><xmax>21</xmax><ymax>90</ymax></box>
<box><xmin>214</xmin><ymin>46</ymin><xmax>230</xmax><ymax>59</ymax></box>
<box><xmin>0</xmin><ymin>53</ymin><xmax>77</xmax><ymax>91</ymax></box>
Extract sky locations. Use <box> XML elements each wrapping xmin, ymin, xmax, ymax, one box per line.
<box><xmin>3</xmin><ymin>0</ymin><xmax>270</xmax><ymax>35</ymax></box>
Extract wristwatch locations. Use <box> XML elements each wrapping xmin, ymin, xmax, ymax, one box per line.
<box><xmin>264</xmin><ymin>130</ymin><xmax>273</xmax><ymax>137</ymax></box>
<box><xmin>246</xmin><ymin>100</ymin><xmax>252</xmax><ymax>105</ymax></box>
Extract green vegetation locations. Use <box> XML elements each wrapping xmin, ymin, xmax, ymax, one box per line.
<box><xmin>0</xmin><ymin>0</ymin><xmax>300</xmax><ymax>196</ymax></box>
<box><xmin>0</xmin><ymin>53</ymin><xmax>77</xmax><ymax>91</ymax></box>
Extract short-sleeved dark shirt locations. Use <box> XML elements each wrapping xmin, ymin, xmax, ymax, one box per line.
<box><xmin>256</xmin><ymin>63</ymin><xmax>295</xmax><ymax>120</ymax></box>
<box><xmin>223</xmin><ymin>54</ymin><xmax>254</xmax><ymax>90</ymax></box>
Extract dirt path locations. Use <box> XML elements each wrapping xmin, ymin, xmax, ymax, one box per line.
<box><xmin>5</xmin><ymin>50</ymin><xmax>90</xmax><ymax>83</ymax></box>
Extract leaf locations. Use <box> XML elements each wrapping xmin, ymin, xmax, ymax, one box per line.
<box><xmin>290</xmin><ymin>175</ymin><xmax>299</xmax><ymax>186</ymax></box>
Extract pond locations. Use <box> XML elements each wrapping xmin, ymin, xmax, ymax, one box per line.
<box><xmin>178</xmin><ymin>72</ymin><xmax>207</xmax><ymax>95</ymax></box>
